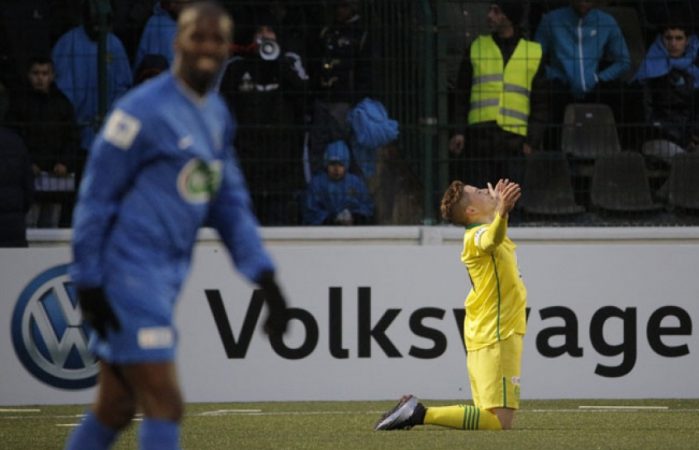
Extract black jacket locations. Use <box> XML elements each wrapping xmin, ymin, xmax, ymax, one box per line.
<box><xmin>0</xmin><ymin>126</ymin><xmax>33</xmax><ymax>247</ymax></box>
<box><xmin>643</xmin><ymin>69</ymin><xmax>699</xmax><ymax>145</ymax></box>
<box><xmin>219</xmin><ymin>52</ymin><xmax>308</xmax><ymax>190</ymax></box>
<box><xmin>8</xmin><ymin>83</ymin><xmax>80</xmax><ymax>172</ymax></box>
<box><xmin>312</xmin><ymin>14</ymin><xmax>373</xmax><ymax>103</ymax></box>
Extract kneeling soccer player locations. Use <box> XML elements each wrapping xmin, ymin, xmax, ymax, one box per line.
<box><xmin>375</xmin><ymin>179</ymin><xmax>525</xmax><ymax>431</ymax></box>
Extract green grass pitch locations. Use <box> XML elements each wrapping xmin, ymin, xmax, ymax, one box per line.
<box><xmin>2</xmin><ymin>399</ymin><xmax>698</xmax><ymax>449</ymax></box>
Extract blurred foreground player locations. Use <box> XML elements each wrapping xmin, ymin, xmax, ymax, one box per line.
<box><xmin>375</xmin><ymin>179</ymin><xmax>525</xmax><ymax>431</ymax></box>
<box><xmin>65</xmin><ymin>3</ymin><xmax>289</xmax><ymax>449</ymax></box>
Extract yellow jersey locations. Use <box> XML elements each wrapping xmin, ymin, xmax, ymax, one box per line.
<box><xmin>461</xmin><ymin>213</ymin><xmax>527</xmax><ymax>351</ymax></box>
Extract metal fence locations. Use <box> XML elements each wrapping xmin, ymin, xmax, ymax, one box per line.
<box><xmin>2</xmin><ymin>0</ymin><xmax>699</xmax><ymax>227</ymax></box>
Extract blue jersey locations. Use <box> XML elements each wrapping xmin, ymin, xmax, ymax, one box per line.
<box><xmin>71</xmin><ymin>72</ymin><xmax>274</xmax><ymax>291</ymax></box>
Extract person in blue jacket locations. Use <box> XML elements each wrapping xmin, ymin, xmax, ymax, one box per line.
<box><xmin>535</xmin><ymin>0</ymin><xmax>631</xmax><ymax>124</ymax></box>
<box><xmin>134</xmin><ymin>0</ymin><xmax>189</xmax><ymax>71</ymax></box>
<box><xmin>304</xmin><ymin>140</ymin><xmax>374</xmax><ymax>225</ymax></box>
<box><xmin>634</xmin><ymin>19</ymin><xmax>699</xmax><ymax>152</ymax></box>
<box><xmin>535</xmin><ymin>0</ymin><xmax>631</xmax><ymax>99</ymax></box>
<box><xmin>52</xmin><ymin>1</ymin><xmax>132</xmax><ymax>151</ymax></box>
<box><xmin>64</xmin><ymin>3</ymin><xmax>289</xmax><ymax>450</ymax></box>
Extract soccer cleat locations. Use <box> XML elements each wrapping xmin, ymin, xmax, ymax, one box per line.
<box><xmin>374</xmin><ymin>395</ymin><xmax>419</xmax><ymax>431</ymax></box>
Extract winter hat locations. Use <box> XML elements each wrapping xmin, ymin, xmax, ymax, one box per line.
<box><xmin>492</xmin><ymin>1</ymin><xmax>525</xmax><ymax>26</ymax></box>
<box><xmin>324</xmin><ymin>140</ymin><xmax>351</xmax><ymax>168</ymax></box>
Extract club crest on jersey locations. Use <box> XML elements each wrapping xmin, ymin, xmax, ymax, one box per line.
<box><xmin>177</xmin><ymin>158</ymin><xmax>222</xmax><ymax>204</ymax></box>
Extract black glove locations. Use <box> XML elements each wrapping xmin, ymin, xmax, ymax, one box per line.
<box><xmin>256</xmin><ymin>271</ymin><xmax>289</xmax><ymax>339</ymax></box>
<box><xmin>77</xmin><ymin>287</ymin><xmax>121</xmax><ymax>339</ymax></box>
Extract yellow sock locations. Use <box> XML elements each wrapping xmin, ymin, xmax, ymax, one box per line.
<box><xmin>424</xmin><ymin>405</ymin><xmax>502</xmax><ymax>430</ymax></box>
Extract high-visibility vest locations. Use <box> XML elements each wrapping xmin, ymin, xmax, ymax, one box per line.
<box><xmin>467</xmin><ymin>35</ymin><xmax>542</xmax><ymax>136</ymax></box>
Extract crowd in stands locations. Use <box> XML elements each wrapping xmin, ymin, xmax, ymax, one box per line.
<box><xmin>1</xmin><ymin>0</ymin><xmax>699</xmax><ymax>246</ymax></box>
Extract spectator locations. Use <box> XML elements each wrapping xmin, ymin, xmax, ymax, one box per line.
<box><xmin>449</xmin><ymin>1</ymin><xmax>548</xmax><ymax>189</ymax></box>
<box><xmin>535</xmin><ymin>0</ymin><xmax>631</xmax><ymax>121</ymax></box>
<box><xmin>346</xmin><ymin>97</ymin><xmax>399</xmax><ymax>179</ymax></box>
<box><xmin>133</xmin><ymin>53</ymin><xmax>169</xmax><ymax>85</ymax></box>
<box><xmin>370</xmin><ymin>143</ymin><xmax>424</xmax><ymax>225</ymax></box>
<box><xmin>8</xmin><ymin>56</ymin><xmax>80</xmax><ymax>228</ymax></box>
<box><xmin>0</xmin><ymin>0</ymin><xmax>54</xmax><ymax>91</ymax></box>
<box><xmin>307</xmin><ymin>0</ymin><xmax>375</xmax><ymax>175</ymax></box>
<box><xmin>634</xmin><ymin>20</ymin><xmax>699</xmax><ymax>157</ymax></box>
<box><xmin>311</xmin><ymin>0</ymin><xmax>372</xmax><ymax>103</ymax></box>
<box><xmin>219</xmin><ymin>19</ymin><xmax>309</xmax><ymax>225</ymax></box>
<box><xmin>52</xmin><ymin>1</ymin><xmax>132</xmax><ymax>151</ymax></box>
<box><xmin>133</xmin><ymin>0</ymin><xmax>188</xmax><ymax>70</ymax></box>
<box><xmin>111</xmin><ymin>0</ymin><xmax>156</xmax><ymax>62</ymax></box>
<box><xmin>0</xmin><ymin>83</ymin><xmax>34</xmax><ymax>247</ymax></box>
<box><xmin>303</xmin><ymin>140</ymin><xmax>373</xmax><ymax>225</ymax></box>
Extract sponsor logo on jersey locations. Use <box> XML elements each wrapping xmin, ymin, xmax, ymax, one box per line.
<box><xmin>11</xmin><ymin>265</ymin><xmax>98</xmax><ymax>389</ymax></box>
<box><xmin>138</xmin><ymin>327</ymin><xmax>175</xmax><ymax>349</ymax></box>
<box><xmin>177</xmin><ymin>158</ymin><xmax>223</xmax><ymax>204</ymax></box>
<box><xmin>103</xmin><ymin>109</ymin><xmax>141</xmax><ymax>150</ymax></box>
<box><xmin>474</xmin><ymin>227</ymin><xmax>487</xmax><ymax>247</ymax></box>
<box><xmin>178</xmin><ymin>135</ymin><xmax>194</xmax><ymax>150</ymax></box>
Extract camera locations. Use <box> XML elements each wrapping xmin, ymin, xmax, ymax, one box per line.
<box><xmin>258</xmin><ymin>38</ymin><xmax>281</xmax><ymax>61</ymax></box>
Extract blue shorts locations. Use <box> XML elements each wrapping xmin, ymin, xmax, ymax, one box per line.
<box><xmin>89</xmin><ymin>265</ymin><xmax>183</xmax><ymax>364</ymax></box>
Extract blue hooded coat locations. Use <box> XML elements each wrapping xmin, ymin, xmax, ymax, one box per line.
<box><xmin>304</xmin><ymin>140</ymin><xmax>374</xmax><ymax>225</ymax></box>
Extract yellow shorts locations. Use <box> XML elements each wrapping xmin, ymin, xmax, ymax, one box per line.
<box><xmin>466</xmin><ymin>334</ymin><xmax>523</xmax><ymax>410</ymax></box>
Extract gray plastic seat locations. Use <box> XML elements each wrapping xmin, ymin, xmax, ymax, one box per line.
<box><xmin>590</xmin><ymin>152</ymin><xmax>663</xmax><ymax>212</ymax></box>
<box><xmin>562</xmin><ymin>103</ymin><xmax>621</xmax><ymax>160</ymax></box>
<box><xmin>668</xmin><ymin>153</ymin><xmax>699</xmax><ymax>211</ymax></box>
<box><xmin>519</xmin><ymin>152</ymin><xmax>584</xmax><ymax>216</ymax></box>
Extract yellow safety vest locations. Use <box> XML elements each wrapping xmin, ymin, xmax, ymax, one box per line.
<box><xmin>467</xmin><ymin>35</ymin><xmax>542</xmax><ymax>137</ymax></box>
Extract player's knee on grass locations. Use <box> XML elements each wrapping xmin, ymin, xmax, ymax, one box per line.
<box><xmin>492</xmin><ymin>408</ymin><xmax>515</xmax><ymax>430</ymax></box>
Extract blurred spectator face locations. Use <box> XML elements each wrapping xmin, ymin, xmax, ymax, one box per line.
<box><xmin>28</xmin><ymin>63</ymin><xmax>55</xmax><ymax>94</ymax></box>
<box><xmin>662</xmin><ymin>28</ymin><xmax>689</xmax><ymax>58</ymax></box>
<box><xmin>571</xmin><ymin>0</ymin><xmax>595</xmax><ymax>17</ymax></box>
<box><xmin>688</xmin><ymin>133</ymin><xmax>699</xmax><ymax>152</ymax></box>
<box><xmin>486</xmin><ymin>5</ymin><xmax>512</xmax><ymax>33</ymax></box>
<box><xmin>327</xmin><ymin>162</ymin><xmax>346</xmax><ymax>181</ymax></box>
<box><xmin>254</xmin><ymin>26</ymin><xmax>277</xmax><ymax>43</ymax></box>
<box><xmin>335</xmin><ymin>1</ymin><xmax>357</xmax><ymax>23</ymax></box>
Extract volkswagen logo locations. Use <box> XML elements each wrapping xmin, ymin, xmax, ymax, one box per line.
<box><xmin>11</xmin><ymin>264</ymin><xmax>97</xmax><ymax>389</ymax></box>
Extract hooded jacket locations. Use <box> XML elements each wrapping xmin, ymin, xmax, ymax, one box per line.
<box><xmin>303</xmin><ymin>140</ymin><xmax>373</xmax><ymax>225</ymax></box>
<box><xmin>535</xmin><ymin>6</ymin><xmax>631</xmax><ymax>98</ymax></box>
<box><xmin>134</xmin><ymin>2</ymin><xmax>177</xmax><ymax>71</ymax></box>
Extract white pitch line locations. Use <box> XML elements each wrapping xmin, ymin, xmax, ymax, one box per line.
<box><xmin>1</xmin><ymin>408</ymin><xmax>697</xmax><ymax>423</ymax></box>
<box><xmin>56</xmin><ymin>424</ymin><xmax>79</xmax><ymax>427</ymax></box>
<box><xmin>0</xmin><ymin>408</ymin><xmax>41</xmax><ymax>413</ymax></box>
<box><xmin>579</xmin><ymin>405</ymin><xmax>668</xmax><ymax>410</ymax></box>
<box><xmin>198</xmin><ymin>409</ymin><xmax>263</xmax><ymax>416</ymax></box>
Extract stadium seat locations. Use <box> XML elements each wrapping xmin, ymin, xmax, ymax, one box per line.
<box><xmin>519</xmin><ymin>152</ymin><xmax>585</xmax><ymax>216</ymax></box>
<box><xmin>562</xmin><ymin>103</ymin><xmax>621</xmax><ymax>160</ymax></box>
<box><xmin>590</xmin><ymin>152</ymin><xmax>663</xmax><ymax>212</ymax></box>
<box><xmin>667</xmin><ymin>153</ymin><xmax>699</xmax><ymax>212</ymax></box>
<box><xmin>641</xmin><ymin>139</ymin><xmax>686</xmax><ymax>164</ymax></box>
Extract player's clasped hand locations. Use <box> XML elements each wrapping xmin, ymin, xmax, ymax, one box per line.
<box><xmin>488</xmin><ymin>178</ymin><xmax>522</xmax><ymax>217</ymax></box>
<box><xmin>77</xmin><ymin>287</ymin><xmax>121</xmax><ymax>339</ymax></box>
